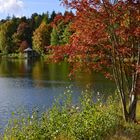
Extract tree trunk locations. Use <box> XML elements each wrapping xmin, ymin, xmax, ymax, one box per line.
<box><xmin>128</xmin><ymin>93</ymin><xmax>137</xmax><ymax>122</ymax></box>
<box><xmin>121</xmin><ymin>93</ymin><xmax>137</xmax><ymax>122</ymax></box>
<box><xmin>122</xmin><ymin>102</ymin><xmax>129</xmax><ymax>122</ymax></box>
<box><xmin>120</xmin><ymin>76</ymin><xmax>140</xmax><ymax>122</ymax></box>
<box><xmin>120</xmin><ymin>93</ymin><xmax>129</xmax><ymax>122</ymax></box>
<box><xmin>128</xmin><ymin>76</ymin><xmax>140</xmax><ymax>122</ymax></box>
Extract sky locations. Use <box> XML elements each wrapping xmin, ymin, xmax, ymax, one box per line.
<box><xmin>0</xmin><ymin>0</ymin><xmax>67</xmax><ymax>20</ymax></box>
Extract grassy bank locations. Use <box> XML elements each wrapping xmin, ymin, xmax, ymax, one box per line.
<box><xmin>1</xmin><ymin>91</ymin><xmax>140</xmax><ymax>140</ymax></box>
<box><xmin>0</xmin><ymin>53</ymin><xmax>25</xmax><ymax>59</ymax></box>
<box><xmin>0</xmin><ymin>53</ymin><xmax>47</xmax><ymax>60</ymax></box>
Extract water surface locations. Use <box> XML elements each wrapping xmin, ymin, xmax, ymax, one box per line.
<box><xmin>0</xmin><ymin>59</ymin><xmax>115</xmax><ymax>131</ymax></box>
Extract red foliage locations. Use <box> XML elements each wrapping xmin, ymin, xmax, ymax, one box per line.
<box><xmin>50</xmin><ymin>0</ymin><xmax>140</xmax><ymax>77</ymax></box>
<box><xmin>19</xmin><ymin>40</ymin><xmax>29</xmax><ymax>52</ymax></box>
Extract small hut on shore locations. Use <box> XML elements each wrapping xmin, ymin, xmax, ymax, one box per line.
<box><xmin>24</xmin><ymin>47</ymin><xmax>39</xmax><ymax>59</ymax></box>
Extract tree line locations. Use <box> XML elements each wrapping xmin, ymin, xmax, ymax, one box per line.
<box><xmin>0</xmin><ymin>11</ymin><xmax>74</xmax><ymax>55</ymax></box>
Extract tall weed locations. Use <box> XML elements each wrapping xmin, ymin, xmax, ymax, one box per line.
<box><xmin>2</xmin><ymin>90</ymin><xmax>120</xmax><ymax>140</ymax></box>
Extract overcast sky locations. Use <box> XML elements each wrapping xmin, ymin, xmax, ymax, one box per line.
<box><xmin>0</xmin><ymin>0</ymin><xmax>66</xmax><ymax>19</ymax></box>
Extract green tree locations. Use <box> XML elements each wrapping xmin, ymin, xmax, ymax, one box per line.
<box><xmin>0</xmin><ymin>20</ymin><xmax>17</xmax><ymax>53</ymax></box>
<box><xmin>50</xmin><ymin>27</ymin><xmax>59</xmax><ymax>46</ymax></box>
<box><xmin>50</xmin><ymin>11</ymin><xmax>74</xmax><ymax>46</ymax></box>
<box><xmin>34</xmin><ymin>15</ymin><xmax>43</xmax><ymax>29</ymax></box>
<box><xmin>57</xmin><ymin>22</ymin><xmax>67</xmax><ymax>45</ymax></box>
<box><xmin>50</xmin><ymin>22</ymin><xmax>67</xmax><ymax>46</ymax></box>
<box><xmin>32</xmin><ymin>22</ymin><xmax>51</xmax><ymax>54</ymax></box>
<box><xmin>49</xmin><ymin>11</ymin><xmax>56</xmax><ymax>23</ymax></box>
<box><xmin>61</xmin><ymin>24</ymin><xmax>72</xmax><ymax>45</ymax></box>
<box><xmin>30</xmin><ymin>13</ymin><xmax>40</xmax><ymax>31</ymax></box>
<box><xmin>42</xmin><ymin>12</ymin><xmax>49</xmax><ymax>24</ymax></box>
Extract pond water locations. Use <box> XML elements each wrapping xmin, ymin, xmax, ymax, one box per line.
<box><xmin>0</xmin><ymin>59</ymin><xmax>115</xmax><ymax>131</ymax></box>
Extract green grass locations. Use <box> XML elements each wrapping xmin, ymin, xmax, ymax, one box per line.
<box><xmin>105</xmin><ymin>100</ymin><xmax>140</xmax><ymax>140</ymax></box>
<box><xmin>136</xmin><ymin>101</ymin><xmax>140</xmax><ymax>121</ymax></box>
<box><xmin>1</xmin><ymin>53</ymin><xmax>25</xmax><ymax>59</ymax></box>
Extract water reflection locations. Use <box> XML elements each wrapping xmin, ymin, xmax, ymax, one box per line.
<box><xmin>0</xmin><ymin>59</ymin><xmax>71</xmax><ymax>87</ymax></box>
<box><xmin>0</xmin><ymin>59</ymin><xmax>115</xmax><ymax>131</ymax></box>
<box><xmin>0</xmin><ymin>58</ymin><xmax>116</xmax><ymax>92</ymax></box>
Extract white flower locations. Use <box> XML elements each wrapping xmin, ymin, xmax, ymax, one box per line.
<box><xmin>97</xmin><ymin>92</ymin><xmax>100</xmax><ymax>96</ymax></box>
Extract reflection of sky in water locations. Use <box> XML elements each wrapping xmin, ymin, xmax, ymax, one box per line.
<box><xmin>0</xmin><ymin>59</ymin><xmax>115</xmax><ymax>132</ymax></box>
<box><xmin>0</xmin><ymin>77</ymin><xmax>81</xmax><ymax>132</ymax></box>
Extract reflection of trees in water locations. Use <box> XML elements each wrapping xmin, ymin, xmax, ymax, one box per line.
<box><xmin>0</xmin><ymin>59</ymin><xmax>70</xmax><ymax>88</ymax></box>
<box><xmin>0</xmin><ymin>59</ymin><xmax>23</xmax><ymax>77</ymax></box>
<box><xmin>32</xmin><ymin>62</ymin><xmax>70</xmax><ymax>88</ymax></box>
<box><xmin>73</xmin><ymin>72</ymin><xmax>116</xmax><ymax>95</ymax></box>
<box><xmin>0</xmin><ymin>59</ymin><xmax>115</xmax><ymax>93</ymax></box>
<box><xmin>0</xmin><ymin>59</ymin><xmax>38</xmax><ymax>77</ymax></box>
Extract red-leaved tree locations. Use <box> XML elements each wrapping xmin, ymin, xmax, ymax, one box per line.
<box><xmin>50</xmin><ymin>0</ymin><xmax>140</xmax><ymax>122</ymax></box>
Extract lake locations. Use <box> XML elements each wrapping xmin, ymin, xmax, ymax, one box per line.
<box><xmin>0</xmin><ymin>59</ymin><xmax>115</xmax><ymax>131</ymax></box>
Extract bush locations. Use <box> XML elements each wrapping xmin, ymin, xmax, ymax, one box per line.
<box><xmin>2</xmin><ymin>90</ymin><xmax>120</xmax><ymax>140</ymax></box>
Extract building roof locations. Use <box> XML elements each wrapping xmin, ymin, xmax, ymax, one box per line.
<box><xmin>24</xmin><ymin>47</ymin><xmax>33</xmax><ymax>52</ymax></box>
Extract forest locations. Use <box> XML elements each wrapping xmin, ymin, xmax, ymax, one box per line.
<box><xmin>0</xmin><ymin>10</ymin><xmax>74</xmax><ymax>55</ymax></box>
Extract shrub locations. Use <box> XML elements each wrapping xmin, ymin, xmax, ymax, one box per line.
<box><xmin>2</xmin><ymin>90</ymin><xmax>120</xmax><ymax>140</ymax></box>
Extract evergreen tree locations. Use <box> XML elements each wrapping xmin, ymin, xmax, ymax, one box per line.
<box><xmin>50</xmin><ymin>21</ymin><xmax>67</xmax><ymax>46</ymax></box>
<box><xmin>42</xmin><ymin>12</ymin><xmax>49</xmax><ymax>24</ymax></box>
<box><xmin>50</xmin><ymin>27</ymin><xmax>59</xmax><ymax>46</ymax></box>
<box><xmin>61</xmin><ymin>24</ymin><xmax>72</xmax><ymax>45</ymax></box>
<box><xmin>49</xmin><ymin>11</ymin><xmax>56</xmax><ymax>23</ymax></box>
